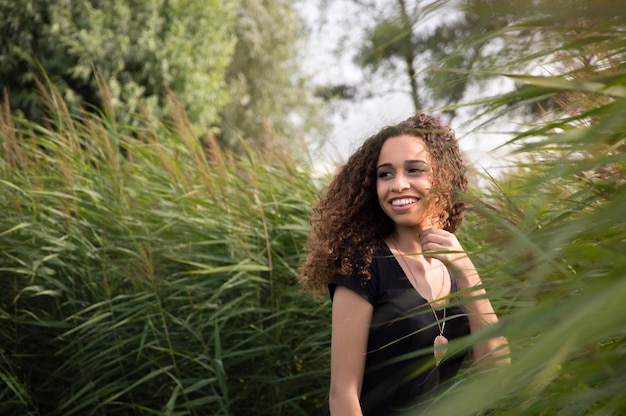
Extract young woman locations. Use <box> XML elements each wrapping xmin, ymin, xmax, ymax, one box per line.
<box><xmin>299</xmin><ymin>114</ymin><xmax>509</xmax><ymax>415</ymax></box>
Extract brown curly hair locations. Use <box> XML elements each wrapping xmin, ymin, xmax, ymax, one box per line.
<box><xmin>299</xmin><ymin>114</ymin><xmax>468</xmax><ymax>298</ymax></box>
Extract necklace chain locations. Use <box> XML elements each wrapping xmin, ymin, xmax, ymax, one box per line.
<box><xmin>390</xmin><ymin>237</ymin><xmax>447</xmax><ymax>337</ymax></box>
<box><xmin>391</xmin><ymin>236</ymin><xmax>449</xmax><ymax>365</ymax></box>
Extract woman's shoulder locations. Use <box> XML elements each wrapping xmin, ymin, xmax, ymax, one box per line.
<box><xmin>328</xmin><ymin>242</ymin><xmax>390</xmax><ymax>304</ymax></box>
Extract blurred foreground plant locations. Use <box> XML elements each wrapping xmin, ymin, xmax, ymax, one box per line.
<box><xmin>403</xmin><ymin>1</ymin><xmax>626</xmax><ymax>414</ymax></box>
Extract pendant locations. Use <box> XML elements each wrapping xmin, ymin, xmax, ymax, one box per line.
<box><xmin>433</xmin><ymin>335</ymin><xmax>448</xmax><ymax>366</ymax></box>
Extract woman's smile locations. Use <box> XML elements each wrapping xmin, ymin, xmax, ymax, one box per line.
<box><xmin>388</xmin><ymin>196</ymin><xmax>422</xmax><ymax>213</ymax></box>
<box><xmin>391</xmin><ymin>197</ymin><xmax>419</xmax><ymax>207</ymax></box>
<box><xmin>376</xmin><ymin>134</ymin><xmax>432</xmax><ymax>227</ymax></box>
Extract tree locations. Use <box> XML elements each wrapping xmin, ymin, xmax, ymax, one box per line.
<box><xmin>346</xmin><ymin>0</ymin><xmax>626</xmax><ymax>120</ymax></box>
<box><xmin>218</xmin><ymin>0</ymin><xmax>326</xmax><ymax>153</ymax></box>
<box><xmin>0</xmin><ymin>0</ymin><xmax>325</xmax><ymax>153</ymax></box>
<box><xmin>327</xmin><ymin>0</ymin><xmax>556</xmax><ymax>120</ymax></box>
<box><xmin>355</xmin><ymin>0</ymin><xmax>422</xmax><ymax>110</ymax></box>
<box><xmin>350</xmin><ymin>0</ymin><xmax>493</xmax><ymax>119</ymax></box>
<box><xmin>0</xmin><ymin>0</ymin><xmax>235</xmax><ymax>128</ymax></box>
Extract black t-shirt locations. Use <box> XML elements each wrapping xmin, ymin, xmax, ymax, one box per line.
<box><xmin>329</xmin><ymin>243</ymin><xmax>471</xmax><ymax>415</ymax></box>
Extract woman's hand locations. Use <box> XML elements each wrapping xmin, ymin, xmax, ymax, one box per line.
<box><xmin>419</xmin><ymin>228</ymin><xmax>470</xmax><ymax>267</ymax></box>
<box><xmin>420</xmin><ymin>229</ymin><xmax>511</xmax><ymax>367</ymax></box>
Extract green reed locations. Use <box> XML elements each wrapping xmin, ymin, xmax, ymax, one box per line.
<box><xmin>0</xmin><ymin>83</ymin><xmax>329</xmax><ymax>415</ymax></box>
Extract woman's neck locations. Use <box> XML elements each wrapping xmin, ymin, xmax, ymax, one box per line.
<box><xmin>388</xmin><ymin>227</ymin><xmax>423</xmax><ymax>254</ymax></box>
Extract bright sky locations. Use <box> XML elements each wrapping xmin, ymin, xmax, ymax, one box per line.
<box><xmin>296</xmin><ymin>0</ymin><xmax>518</xmax><ymax>180</ymax></box>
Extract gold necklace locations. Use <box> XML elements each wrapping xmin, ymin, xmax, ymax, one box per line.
<box><xmin>390</xmin><ymin>237</ymin><xmax>448</xmax><ymax>366</ymax></box>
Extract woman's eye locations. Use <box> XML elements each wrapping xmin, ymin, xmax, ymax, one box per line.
<box><xmin>408</xmin><ymin>167</ymin><xmax>426</xmax><ymax>174</ymax></box>
<box><xmin>378</xmin><ymin>171</ymin><xmax>393</xmax><ymax>178</ymax></box>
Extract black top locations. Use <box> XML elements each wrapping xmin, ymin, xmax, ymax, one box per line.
<box><xmin>329</xmin><ymin>243</ymin><xmax>471</xmax><ymax>415</ymax></box>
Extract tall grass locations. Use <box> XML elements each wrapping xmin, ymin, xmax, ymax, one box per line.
<box><xmin>2</xmin><ymin>2</ymin><xmax>626</xmax><ymax>414</ymax></box>
<box><xmin>434</xmin><ymin>112</ymin><xmax>626</xmax><ymax>415</ymax></box>
<box><xmin>0</xmin><ymin>84</ymin><xmax>330</xmax><ymax>415</ymax></box>
<box><xmin>404</xmin><ymin>2</ymin><xmax>626</xmax><ymax>414</ymax></box>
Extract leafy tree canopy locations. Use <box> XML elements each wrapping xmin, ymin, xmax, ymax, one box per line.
<box><xmin>333</xmin><ymin>0</ymin><xmax>626</xmax><ymax>121</ymax></box>
<box><xmin>219</xmin><ymin>0</ymin><xmax>326</xmax><ymax>152</ymax></box>
<box><xmin>0</xmin><ymin>0</ymin><xmax>235</xmax><ymax>127</ymax></box>
<box><xmin>0</xmin><ymin>0</ymin><xmax>325</xmax><ymax>152</ymax></box>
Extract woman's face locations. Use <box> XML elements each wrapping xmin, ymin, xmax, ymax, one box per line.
<box><xmin>376</xmin><ymin>134</ymin><xmax>434</xmax><ymax>231</ymax></box>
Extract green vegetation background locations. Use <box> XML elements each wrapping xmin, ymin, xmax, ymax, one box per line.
<box><xmin>1</xmin><ymin>1</ymin><xmax>625</xmax><ymax>415</ymax></box>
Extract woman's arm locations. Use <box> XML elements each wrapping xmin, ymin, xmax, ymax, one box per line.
<box><xmin>446</xmin><ymin>254</ymin><xmax>510</xmax><ymax>367</ymax></box>
<box><xmin>420</xmin><ymin>228</ymin><xmax>511</xmax><ymax>368</ymax></box>
<box><xmin>329</xmin><ymin>285</ymin><xmax>374</xmax><ymax>416</ymax></box>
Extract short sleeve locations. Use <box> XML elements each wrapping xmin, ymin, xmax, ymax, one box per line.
<box><xmin>329</xmin><ymin>272</ymin><xmax>378</xmax><ymax>305</ymax></box>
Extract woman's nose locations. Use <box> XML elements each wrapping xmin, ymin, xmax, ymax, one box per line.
<box><xmin>392</xmin><ymin>175</ymin><xmax>410</xmax><ymax>192</ymax></box>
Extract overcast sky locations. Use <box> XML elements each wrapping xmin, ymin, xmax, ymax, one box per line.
<box><xmin>297</xmin><ymin>0</ymin><xmax>517</xmax><ymax>180</ymax></box>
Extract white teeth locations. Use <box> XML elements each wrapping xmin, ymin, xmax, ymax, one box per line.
<box><xmin>391</xmin><ymin>198</ymin><xmax>417</xmax><ymax>206</ymax></box>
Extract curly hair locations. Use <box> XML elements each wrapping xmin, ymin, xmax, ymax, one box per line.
<box><xmin>299</xmin><ymin>114</ymin><xmax>468</xmax><ymax>298</ymax></box>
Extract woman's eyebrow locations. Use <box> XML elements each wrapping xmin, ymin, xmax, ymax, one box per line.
<box><xmin>376</xmin><ymin>159</ymin><xmax>428</xmax><ymax>169</ymax></box>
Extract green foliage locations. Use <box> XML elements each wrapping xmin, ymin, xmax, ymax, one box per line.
<box><xmin>412</xmin><ymin>95</ymin><xmax>626</xmax><ymax>414</ymax></box>
<box><xmin>353</xmin><ymin>0</ymin><xmax>426</xmax><ymax>110</ymax></box>
<box><xmin>0</xmin><ymin>0</ymin><xmax>235</xmax><ymax>129</ymax></box>
<box><xmin>1</xmin><ymin>1</ymin><xmax>626</xmax><ymax>415</ymax></box>
<box><xmin>347</xmin><ymin>0</ymin><xmax>475</xmax><ymax>114</ymax></box>
<box><xmin>345</xmin><ymin>2</ymin><xmax>626</xmax><ymax>413</ymax></box>
<box><xmin>219</xmin><ymin>0</ymin><xmax>326</xmax><ymax>153</ymax></box>
<box><xmin>0</xmin><ymin>83</ymin><xmax>329</xmax><ymax>415</ymax></box>
<box><xmin>0</xmin><ymin>0</ymin><xmax>325</xmax><ymax>153</ymax></box>
<box><xmin>400</xmin><ymin>1</ymin><xmax>626</xmax><ymax>414</ymax></box>
<box><xmin>345</xmin><ymin>0</ymin><xmax>626</xmax><ymax>119</ymax></box>
<box><xmin>357</xmin><ymin>19</ymin><xmax>415</xmax><ymax>67</ymax></box>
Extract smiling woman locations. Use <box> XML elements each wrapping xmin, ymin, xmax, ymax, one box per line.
<box><xmin>375</xmin><ymin>135</ymin><xmax>433</xmax><ymax>229</ymax></box>
<box><xmin>299</xmin><ymin>113</ymin><xmax>510</xmax><ymax>416</ymax></box>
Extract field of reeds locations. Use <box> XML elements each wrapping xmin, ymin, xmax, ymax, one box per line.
<box><xmin>0</xmin><ymin>86</ymin><xmax>331</xmax><ymax>415</ymax></box>
<box><xmin>2</xmin><ymin>76</ymin><xmax>625</xmax><ymax>415</ymax></box>
<box><xmin>2</xmin><ymin>7</ymin><xmax>626</xmax><ymax>415</ymax></box>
